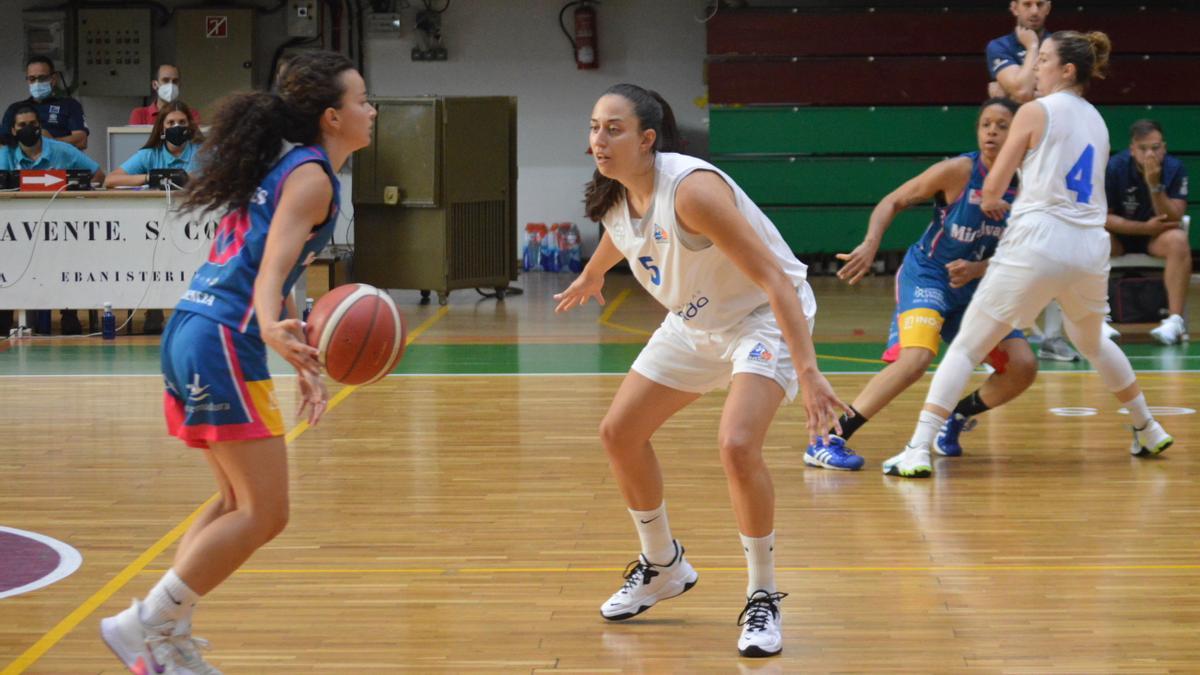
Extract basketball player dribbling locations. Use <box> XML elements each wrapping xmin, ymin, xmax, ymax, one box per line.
<box><xmin>554</xmin><ymin>83</ymin><xmax>849</xmax><ymax>657</ymax></box>
<box><xmin>101</xmin><ymin>51</ymin><xmax>376</xmax><ymax>674</ymax></box>
<box><xmin>885</xmin><ymin>31</ymin><xmax>1175</xmax><ymax>477</ymax></box>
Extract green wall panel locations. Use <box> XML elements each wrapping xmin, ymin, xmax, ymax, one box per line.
<box><xmin>711</xmin><ymin>106</ymin><xmax>1200</xmax><ymax>155</ymax></box>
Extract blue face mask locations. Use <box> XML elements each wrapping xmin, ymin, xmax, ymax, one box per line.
<box><xmin>29</xmin><ymin>81</ymin><xmax>52</xmax><ymax>100</ymax></box>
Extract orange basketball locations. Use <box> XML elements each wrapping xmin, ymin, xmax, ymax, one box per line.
<box><xmin>306</xmin><ymin>283</ymin><xmax>407</xmax><ymax>385</ymax></box>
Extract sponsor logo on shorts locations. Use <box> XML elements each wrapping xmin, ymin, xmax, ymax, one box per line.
<box><xmin>653</xmin><ymin>223</ymin><xmax>669</xmax><ymax>244</ymax></box>
<box><xmin>748</xmin><ymin>342</ymin><xmax>773</xmax><ymax>362</ymax></box>
<box><xmin>912</xmin><ymin>286</ymin><xmax>946</xmax><ymax>306</ymax></box>
<box><xmin>901</xmin><ymin>313</ymin><xmax>941</xmax><ymax>331</ymax></box>
<box><xmin>186</xmin><ymin>374</ymin><xmax>211</xmax><ymax>402</ymax></box>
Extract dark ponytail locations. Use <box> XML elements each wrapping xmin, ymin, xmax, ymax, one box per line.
<box><xmin>584</xmin><ymin>83</ymin><xmax>683</xmax><ymax>222</ymax></box>
<box><xmin>183</xmin><ymin>50</ymin><xmax>355</xmax><ymax>214</ymax></box>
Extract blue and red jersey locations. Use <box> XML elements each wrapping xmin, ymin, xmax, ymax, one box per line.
<box><xmin>175</xmin><ymin>144</ymin><xmax>340</xmax><ymax>335</ymax></box>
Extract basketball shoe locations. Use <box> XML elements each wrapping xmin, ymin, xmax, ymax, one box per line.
<box><xmin>882</xmin><ymin>444</ymin><xmax>933</xmax><ymax>478</ymax></box>
<box><xmin>600</xmin><ymin>540</ymin><xmax>697</xmax><ymax>621</ymax></box>
<box><xmin>101</xmin><ymin>600</ymin><xmax>222</xmax><ymax>674</ymax></box>
<box><xmin>935</xmin><ymin>413</ymin><xmax>977</xmax><ymax>457</ymax></box>
<box><xmin>803</xmin><ymin>435</ymin><xmax>865</xmax><ymax>470</ymax></box>
<box><xmin>1130</xmin><ymin>419</ymin><xmax>1174</xmax><ymax>457</ymax></box>
<box><xmin>1038</xmin><ymin>336</ymin><xmax>1080</xmax><ymax>362</ymax></box>
<box><xmin>737</xmin><ymin>590</ymin><xmax>787</xmax><ymax>657</ymax></box>
<box><xmin>1150</xmin><ymin>314</ymin><xmax>1188</xmax><ymax>346</ymax></box>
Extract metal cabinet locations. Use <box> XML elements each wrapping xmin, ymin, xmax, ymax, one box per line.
<box><xmin>352</xmin><ymin>96</ymin><xmax>517</xmax><ymax>305</ymax></box>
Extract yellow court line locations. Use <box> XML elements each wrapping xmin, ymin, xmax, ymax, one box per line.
<box><xmin>148</xmin><ymin>562</ymin><xmax>1200</xmax><ymax>576</ymax></box>
<box><xmin>3</xmin><ymin>306</ymin><xmax>451</xmax><ymax>675</ymax></box>
<box><xmin>597</xmin><ymin>289</ymin><xmax>655</xmax><ymax>337</ymax></box>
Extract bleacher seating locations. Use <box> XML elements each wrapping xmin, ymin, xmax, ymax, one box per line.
<box><xmin>706</xmin><ymin>5</ymin><xmax>1200</xmax><ymax>256</ymax></box>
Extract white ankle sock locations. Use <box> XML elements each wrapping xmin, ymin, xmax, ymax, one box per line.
<box><xmin>140</xmin><ymin>568</ymin><xmax>199</xmax><ymax>626</ymax></box>
<box><xmin>740</xmin><ymin>531</ymin><xmax>776</xmax><ymax>596</ymax></box>
<box><xmin>908</xmin><ymin>410</ymin><xmax>945</xmax><ymax>449</ymax></box>
<box><xmin>1124</xmin><ymin>393</ymin><xmax>1153</xmax><ymax>428</ymax></box>
<box><xmin>629</xmin><ymin>503</ymin><xmax>676</xmax><ymax>566</ymax></box>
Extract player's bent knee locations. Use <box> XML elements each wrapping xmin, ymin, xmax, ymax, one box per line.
<box><xmin>599</xmin><ymin>416</ymin><xmax>642</xmax><ymax>454</ymax></box>
<box><xmin>718</xmin><ymin>433</ymin><xmax>763</xmax><ymax>479</ymax></box>
<box><xmin>894</xmin><ymin>347</ymin><xmax>935</xmax><ymax>380</ymax></box>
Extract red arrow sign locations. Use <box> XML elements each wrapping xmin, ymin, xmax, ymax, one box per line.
<box><xmin>20</xmin><ymin>170</ymin><xmax>66</xmax><ymax>191</ymax></box>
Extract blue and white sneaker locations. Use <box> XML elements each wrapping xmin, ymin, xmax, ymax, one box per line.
<box><xmin>804</xmin><ymin>435</ymin><xmax>865</xmax><ymax>471</ymax></box>
<box><xmin>934</xmin><ymin>413</ymin><xmax>977</xmax><ymax>457</ymax></box>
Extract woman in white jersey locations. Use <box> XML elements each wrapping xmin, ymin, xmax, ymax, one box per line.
<box><xmin>883</xmin><ymin>31</ymin><xmax>1174</xmax><ymax>477</ymax></box>
<box><xmin>555</xmin><ymin>83</ymin><xmax>848</xmax><ymax>658</ymax></box>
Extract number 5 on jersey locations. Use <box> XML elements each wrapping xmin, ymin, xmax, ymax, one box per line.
<box><xmin>1065</xmin><ymin>144</ymin><xmax>1095</xmax><ymax>204</ymax></box>
<box><xmin>638</xmin><ymin>256</ymin><xmax>662</xmax><ymax>286</ymax></box>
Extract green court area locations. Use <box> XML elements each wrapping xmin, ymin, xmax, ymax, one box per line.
<box><xmin>2</xmin><ymin>339</ymin><xmax>1198</xmax><ymax>377</ymax></box>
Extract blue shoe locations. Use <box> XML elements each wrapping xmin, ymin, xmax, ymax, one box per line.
<box><xmin>934</xmin><ymin>413</ymin><xmax>977</xmax><ymax>457</ymax></box>
<box><xmin>804</xmin><ymin>435</ymin><xmax>865</xmax><ymax>471</ymax></box>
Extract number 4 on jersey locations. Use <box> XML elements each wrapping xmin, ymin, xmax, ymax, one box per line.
<box><xmin>1065</xmin><ymin>144</ymin><xmax>1095</xmax><ymax>204</ymax></box>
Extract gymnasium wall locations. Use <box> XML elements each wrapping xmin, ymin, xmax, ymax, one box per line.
<box><xmin>3</xmin><ymin>1</ymin><xmax>708</xmax><ymax>256</ymax></box>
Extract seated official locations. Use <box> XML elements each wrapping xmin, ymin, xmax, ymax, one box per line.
<box><xmin>105</xmin><ymin>102</ymin><xmax>203</xmax><ymax>188</ymax></box>
<box><xmin>1105</xmin><ymin>119</ymin><xmax>1191</xmax><ymax>345</ymax></box>
<box><xmin>1</xmin><ymin>55</ymin><xmax>89</xmax><ymax>149</ymax></box>
<box><xmin>0</xmin><ymin>106</ymin><xmax>102</xmax><ymax>183</ymax></box>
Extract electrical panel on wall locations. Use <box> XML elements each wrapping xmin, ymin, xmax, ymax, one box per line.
<box><xmin>23</xmin><ymin>10</ymin><xmax>72</xmax><ymax>69</ymax></box>
<box><xmin>287</xmin><ymin>0</ymin><xmax>320</xmax><ymax>38</ymax></box>
<box><xmin>77</xmin><ymin>8</ymin><xmax>152</xmax><ymax>96</ymax></box>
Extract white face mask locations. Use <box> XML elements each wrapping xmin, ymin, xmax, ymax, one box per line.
<box><xmin>157</xmin><ymin>83</ymin><xmax>178</xmax><ymax>103</ymax></box>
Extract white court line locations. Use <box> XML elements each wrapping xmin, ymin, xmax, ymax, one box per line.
<box><xmin>0</xmin><ymin>526</ymin><xmax>83</xmax><ymax>600</ymax></box>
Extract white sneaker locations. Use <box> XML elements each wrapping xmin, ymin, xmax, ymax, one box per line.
<box><xmin>600</xmin><ymin>540</ymin><xmax>698</xmax><ymax>621</ymax></box>
<box><xmin>1150</xmin><ymin>315</ymin><xmax>1188</xmax><ymax>345</ymax></box>
<box><xmin>100</xmin><ymin>600</ymin><xmax>177</xmax><ymax>675</ymax></box>
<box><xmin>1102</xmin><ymin>321</ymin><xmax>1121</xmax><ymax>341</ymax></box>
<box><xmin>168</xmin><ymin>626</ymin><xmax>223</xmax><ymax>675</ymax></box>
<box><xmin>737</xmin><ymin>590</ymin><xmax>786</xmax><ymax>658</ymax></box>
<box><xmin>882</xmin><ymin>444</ymin><xmax>933</xmax><ymax>478</ymax></box>
<box><xmin>1038</xmin><ymin>336</ymin><xmax>1081</xmax><ymax>362</ymax></box>
<box><xmin>1130</xmin><ymin>419</ymin><xmax>1174</xmax><ymax>457</ymax></box>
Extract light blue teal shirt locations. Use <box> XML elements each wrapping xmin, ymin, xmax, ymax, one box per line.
<box><xmin>0</xmin><ymin>136</ymin><xmax>99</xmax><ymax>172</ymax></box>
<box><xmin>119</xmin><ymin>143</ymin><xmax>199</xmax><ymax>175</ymax></box>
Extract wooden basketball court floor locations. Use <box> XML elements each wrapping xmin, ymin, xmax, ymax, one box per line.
<box><xmin>2</xmin><ymin>273</ymin><xmax>1197</xmax><ymax>673</ymax></box>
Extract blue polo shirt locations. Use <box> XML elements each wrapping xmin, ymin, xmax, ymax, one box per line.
<box><xmin>120</xmin><ymin>143</ymin><xmax>200</xmax><ymax>175</ymax></box>
<box><xmin>1105</xmin><ymin>149</ymin><xmax>1189</xmax><ymax>221</ymax></box>
<box><xmin>0</xmin><ymin>136</ymin><xmax>100</xmax><ymax>172</ymax></box>
<box><xmin>2</xmin><ymin>96</ymin><xmax>89</xmax><ymax>141</ymax></box>
<box><xmin>985</xmin><ymin>32</ymin><xmax>1038</xmax><ymax>80</ymax></box>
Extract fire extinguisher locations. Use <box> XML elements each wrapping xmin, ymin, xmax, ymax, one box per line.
<box><xmin>559</xmin><ymin>1</ymin><xmax>599</xmax><ymax>70</ymax></box>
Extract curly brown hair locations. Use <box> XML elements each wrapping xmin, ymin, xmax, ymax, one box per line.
<box><xmin>141</xmin><ymin>100</ymin><xmax>204</xmax><ymax>150</ymax></box>
<box><xmin>182</xmin><ymin>50</ymin><xmax>355</xmax><ymax>215</ymax></box>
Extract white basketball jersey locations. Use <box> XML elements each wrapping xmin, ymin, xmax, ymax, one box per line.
<box><xmin>603</xmin><ymin>152</ymin><xmax>808</xmax><ymax>333</ymax></box>
<box><xmin>1010</xmin><ymin>91</ymin><xmax>1109</xmax><ymax>227</ymax></box>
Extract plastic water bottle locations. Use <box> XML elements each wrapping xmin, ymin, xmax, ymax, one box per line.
<box><xmin>304</xmin><ymin>297</ymin><xmax>314</xmax><ymax>322</ymax></box>
<box><xmin>101</xmin><ymin>302</ymin><xmax>116</xmax><ymax>340</ymax></box>
<box><xmin>542</xmin><ymin>225</ymin><xmax>560</xmax><ymax>272</ymax></box>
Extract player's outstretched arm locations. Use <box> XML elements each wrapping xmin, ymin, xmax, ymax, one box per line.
<box><xmin>838</xmin><ymin>157</ymin><xmax>973</xmax><ymax>284</ymax></box>
<box><xmin>675</xmin><ymin>171</ymin><xmax>851</xmax><ymax>442</ymax></box>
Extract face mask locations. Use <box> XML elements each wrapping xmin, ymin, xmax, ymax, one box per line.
<box><xmin>163</xmin><ymin>126</ymin><xmax>191</xmax><ymax>146</ymax></box>
<box><xmin>29</xmin><ymin>81</ymin><xmax>52</xmax><ymax>100</ymax></box>
<box><xmin>157</xmin><ymin>83</ymin><xmax>178</xmax><ymax>103</ymax></box>
<box><xmin>16</xmin><ymin>126</ymin><xmax>41</xmax><ymax>147</ymax></box>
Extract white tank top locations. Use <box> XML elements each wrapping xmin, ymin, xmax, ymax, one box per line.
<box><xmin>1010</xmin><ymin>91</ymin><xmax>1109</xmax><ymax>227</ymax></box>
<box><xmin>603</xmin><ymin>152</ymin><xmax>808</xmax><ymax>333</ymax></box>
